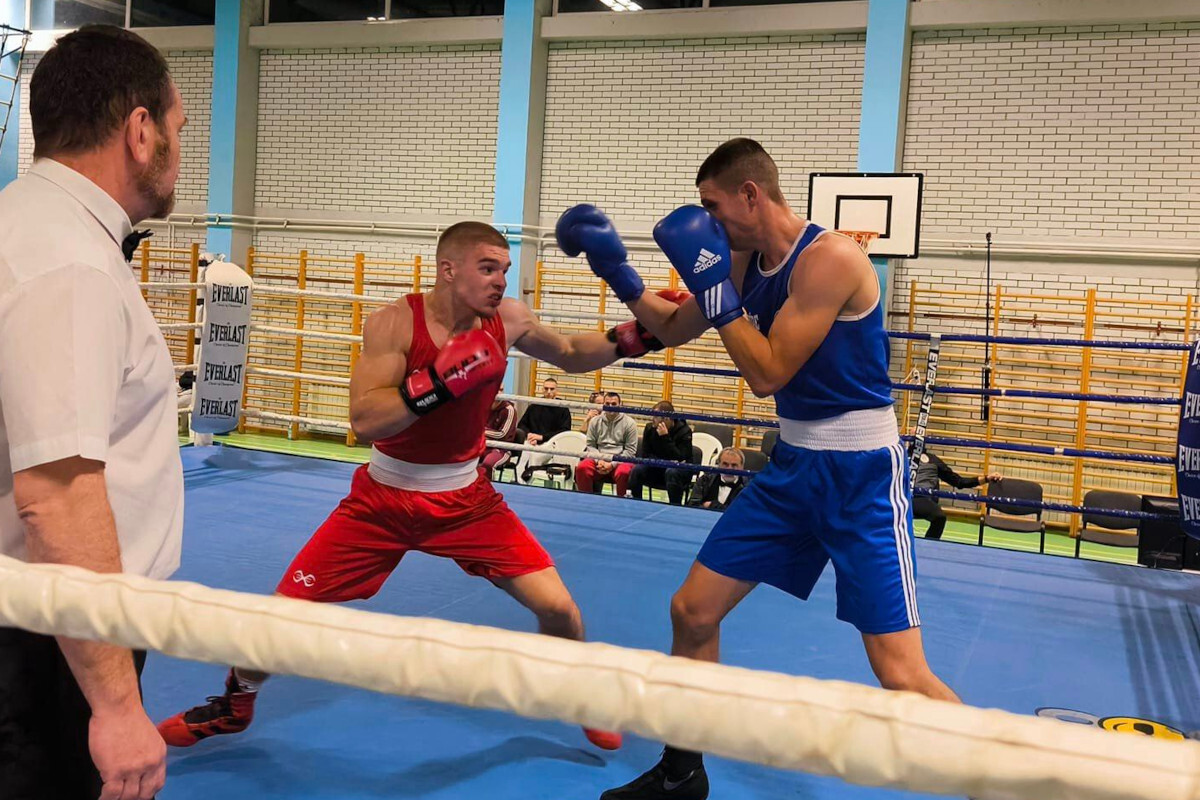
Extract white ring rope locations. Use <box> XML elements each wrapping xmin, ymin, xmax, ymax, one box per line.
<box><xmin>254</xmin><ymin>285</ymin><xmax>394</xmax><ymax>304</ymax></box>
<box><xmin>242</xmin><ymin>409</ymin><xmax>349</xmax><ymax>430</ymax></box>
<box><xmin>251</xmin><ymin>324</ymin><xmax>364</xmax><ymax>344</ymax></box>
<box><xmin>0</xmin><ymin>554</ymin><xmax>1195</xmax><ymax>800</ymax></box>
<box><xmin>139</xmin><ymin>281</ymin><xmax>206</xmax><ymax>290</ymax></box>
<box><xmin>247</xmin><ymin>366</ymin><xmax>351</xmax><ymax>386</ymax></box>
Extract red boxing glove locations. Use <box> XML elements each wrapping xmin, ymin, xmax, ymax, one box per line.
<box><xmin>401</xmin><ymin>328</ymin><xmax>507</xmax><ymax>415</ymax></box>
<box><xmin>655</xmin><ymin>288</ymin><xmax>692</xmax><ymax>306</ymax></box>
<box><xmin>606</xmin><ymin>288</ymin><xmax>693</xmax><ymax>359</ymax></box>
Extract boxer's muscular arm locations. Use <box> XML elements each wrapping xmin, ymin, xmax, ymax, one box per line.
<box><xmin>720</xmin><ymin>236</ymin><xmax>863</xmax><ymax>398</ymax></box>
<box><xmin>625</xmin><ymin>252</ymin><xmax>750</xmax><ymax>347</ymax></box>
<box><xmin>349</xmin><ymin>303</ymin><xmax>416</xmax><ymax>442</ymax></box>
<box><xmin>500</xmin><ymin>300</ymin><xmax>627</xmax><ymax>373</ymax></box>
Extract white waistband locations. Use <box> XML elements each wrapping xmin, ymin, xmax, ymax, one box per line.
<box><xmin>778</xmin><ymin>406</ymin><xmax>899</xmax><ymax>452</ymax></box>
<box><xmin>368</xmin><ymin>447</ymin><xmax>480</xmax><ymax>492</ymax></box>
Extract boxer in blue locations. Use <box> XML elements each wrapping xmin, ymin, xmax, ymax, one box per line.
<box><xmin>558</xmin><ymin>138</ymin><xmax>961</xmax><ymax>800</ymax></box>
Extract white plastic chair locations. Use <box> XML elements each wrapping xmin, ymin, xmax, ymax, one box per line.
<box><xmin>525</xmin><ymin>430</ymin><xmax>586</xmax><ymax>489</ymax></box>
<box><xmin>692</xmin><ymin>432</ymin><xmax>723</xmax><ymax>467</ymax></box>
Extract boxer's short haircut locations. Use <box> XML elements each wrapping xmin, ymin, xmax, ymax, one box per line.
<box><xmin>696</xmin><ymin>138</ymin><xmax>784</xmax><ymax>203</ymax></box>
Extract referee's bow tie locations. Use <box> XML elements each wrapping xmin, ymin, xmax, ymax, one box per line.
<box><xmin>122</xmin><ymin>229</ymin><xmax>154</xmax><ymax>262</ymax></box>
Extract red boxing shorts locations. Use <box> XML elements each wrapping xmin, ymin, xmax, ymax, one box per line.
<box><xmin>276</xmin><ymin>465</ymin><xmax>554</xmax><ymax>603</ymax></box>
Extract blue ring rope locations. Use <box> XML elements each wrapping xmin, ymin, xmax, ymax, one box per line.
<box><xmin>920</xmin><ymin>488</ymin><xmax>1177</xmax><ymax>521</ymax></box>
<box><xmin>890</xmin><ymin>331</ymin><xmax>1190</xmax><ymax>352</ymax></box>
<box><xmin>893</xmin><ymin>383</ymin><xmax>1180</xmax><ymax>406</ymax></box>
<box><xmin>902</xmin><ymin>434</ymin><xmax>1172</xmax><ymax>465</ymax></box>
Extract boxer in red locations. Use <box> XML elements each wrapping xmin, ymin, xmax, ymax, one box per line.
<box><xmin>157</xmin><ymin>221</ymin><xmax>675</xmax><ymax>752</ymax></box>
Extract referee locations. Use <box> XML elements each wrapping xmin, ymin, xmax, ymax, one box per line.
<box><xmin>0</xmin><ymin>26</ymin><xmax>188</xmax><ymax>800</ymax></box>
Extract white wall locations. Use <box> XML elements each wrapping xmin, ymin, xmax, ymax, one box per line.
<box><xmin>170</xmin><ymin>49</ymin><xmax>213</xmax><ymax>211</ymax></box>
<box><xmin>254</xmin><ymin>44</ymin><xmax>501</xmax><ymax>221</ymax></box>
<box><xmin>17</xmin><ymin>49</ymin><xmax>212</xmax><ymax>209</ymax></box>
<box><xmin>540</xmin><ymin>32</ymin><xmax>866</xmax><ymax>230</ymax></box>
<box><xmin>903</xmin><ymin>21</ymin><xmax>1200</xmax><ymax>242</ymax></box>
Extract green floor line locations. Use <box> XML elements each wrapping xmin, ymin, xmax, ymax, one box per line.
<box><xmin>181</xmin><ymin>432</ymin><xmax>1138</xmax><ymax>566</ymax></box>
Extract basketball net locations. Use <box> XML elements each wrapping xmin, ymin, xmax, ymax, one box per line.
<box><xmin>836</xmin><ymin>230</ymin><xmax>880</xmax><ymax>254</ymax></box>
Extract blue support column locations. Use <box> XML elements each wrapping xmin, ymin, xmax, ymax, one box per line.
<box><xmin>857</xmin><ymin>0</ymin><xmax>912</xmax><ymax>298</ymax></box>
<box><xmin>493</xmin><ymin>0</ymin><xmax>550</xmax><ymax>392</ymax></box>
<box><xmin>207</xmin><ymin>0</ymin><xmax>262</xmax><ymax>260</ymax></box>
<box><xmin>0</xmin><ymin>0</ymin><xmax>25</xmax><ymax>188</ymax></box>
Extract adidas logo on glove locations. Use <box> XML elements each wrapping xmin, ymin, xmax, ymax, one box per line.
<box><xmin>692</xmin><ymin>248</ymin><xmax>722</xmax><ymax>274</ymax></box>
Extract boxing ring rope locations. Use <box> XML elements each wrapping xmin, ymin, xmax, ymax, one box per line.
<box><xmin>209</xmin><ymin>346</ymin><xmax>1176</xmax><ymax>471</ymax></box>
<box><xmin>238</xmin><ymin>398</ymin><xmax>1174</xmax><ymax>522</ymax></box>
<box><xmin>1</xmin><ymin>553</ymin><xmax>1198</xmax><ymax>800</ymax></box>
<box><xmin>622</xmin><ymin>362</ymin><xmax>1184</xmax><ymax>407</ymax></box>
<box><xmin>144</xmin><ymin>261</ymin><xmax>1184</xmax><ymax>530</ymax></box>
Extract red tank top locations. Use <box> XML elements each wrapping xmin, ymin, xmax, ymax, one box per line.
<box><xmin>373</xmin><ymin>294</ymin><xmax>508</xmax><ymax>464</ymax></box>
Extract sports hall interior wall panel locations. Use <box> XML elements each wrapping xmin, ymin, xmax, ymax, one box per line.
<box><xmin>895</xmin><ymin>21</ymin><xmax>1199</xmax><ymax>519</ymax></box>
<box><xmin>253</xmin><ymin>44</ymin><xmax>501</xmax><ymax>219</ymax></box>
<box><xmin>538</xmin><ymin>33</ymin><xmax>865</xmax><ymax>415</ymax></box>
<box><xmin>15</xmin><ymin>53</ymin><xmax>40</xmax><ymax>176</ymax></box>
<box><xmin>903</xmin><ymin>21</ymin><xmax>1200</xmax><ymax>242</ymax></box>
<box><xmin>17</xmin><ymin>50</ymin><xmax>212</xmax><ymax>211</ymax></box>
<box><xmin>540</xmin><ymin>33</ymin><xmax>865</xmax><ymax>230</ymax></box>
<box><xmin>167</xmin><ymin>50</ymin><xmax>213</xmax><ymax>211</ymax></box>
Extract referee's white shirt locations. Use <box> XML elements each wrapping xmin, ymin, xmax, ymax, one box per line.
<box><xmin>0</xmin><ymin>159</ymin><xmax>183</xmax><ymax>579</ymax></box>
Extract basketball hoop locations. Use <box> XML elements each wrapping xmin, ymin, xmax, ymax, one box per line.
<box><xmin>835</xmin><ymin>230</ymin><xmax>880</xmax><ymax>254</ymax></box>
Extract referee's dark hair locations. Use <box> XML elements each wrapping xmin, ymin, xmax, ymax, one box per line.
<box><xmin>30</xmin><ymin>25</ymin><xmax>174</xmax><ymax>159</ymax></box>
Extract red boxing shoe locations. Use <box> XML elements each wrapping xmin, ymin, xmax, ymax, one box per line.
<box><xmin>156</xmin><ymin>669</ymin><xmax>257</xmax><ymax>747</ymax></box>
<box><xmin>584</xmin><ymin>727</ymin><xmax>624</xmax><ymax>750</ymax></box>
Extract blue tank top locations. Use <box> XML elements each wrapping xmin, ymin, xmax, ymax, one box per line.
<box><xmin>740</xmin><ymin>224</ymin><xmax>893</xmax><ymax>421</ymax></box>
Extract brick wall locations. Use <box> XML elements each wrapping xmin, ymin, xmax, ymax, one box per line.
<box><xmin>904</xmin><ymin>21</ymin><xmax>1200</xmax><ymax>241</ymax></box>
<box><xmin>540</xmin><ymin>33</ymin><xmax>865</xmax><ymax>229</ymax></box>
<box><xmin>18</xmin><ymin>50</ymin><xmax>211</xmax><ymax>209</ymax></box>
<box><xmin>254</xmin><ymin>44</ymin><xmax>501</xmax><ymax>218</ymax></box>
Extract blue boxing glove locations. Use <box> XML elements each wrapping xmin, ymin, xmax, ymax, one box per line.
<box><xmin>555</xmin><ymin>205</ymin><xmax>645</xmax><ymax>303</ymax></box>
<box><xmin>653</xmin><ymin>205</ymin><xmax>743</xmax><ymax>328</ymax></box>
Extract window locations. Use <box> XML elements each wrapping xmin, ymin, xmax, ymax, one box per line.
<box><xmin>557</xmin><ymin>0</ymin><xmax>700</xmax><ymax>10</ymax></box>
<box><xmin>27</xmin><ymin>0</ymin><xmax>215</xmax><ymax>29</ymax></box>
<box><xmin>267</xmin><ymin>0</ymin><xmax>386</xmax><ymax>23</ymax></box>
<box><xmin>30</xmin><ymin>0</ymin><xmax>124</xmax><ymax>29</ymax></box>
<box><xmin>557</xmin><ymin>0</ymin><xmax>840</xmax><ymax>10</ymax></box>
<box><xmin>131</xmin><ymin>0</ymin><xmax>215</xmax><ymax>27</ymax></box>
<box><xmin>710</xmin><ymin>0</ymin><xmax>838</xmax><ymax>6</ymax></box>
<box><xmin>391</xmin><ymin>1</ymin><xmax>504</xmax><ymax>17</ymax></box>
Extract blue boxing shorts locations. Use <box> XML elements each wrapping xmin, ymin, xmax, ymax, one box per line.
<box><xmin>696</xmin><ymin>437</ymin><xmax>919</xmax><ymax>635</ymax></box>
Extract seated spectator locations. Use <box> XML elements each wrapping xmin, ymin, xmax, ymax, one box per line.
<box><xmin>580</xmin><ymin>390</ymin><xmax>604</xmax><ymax>432</ymax></box>
<box><xmin>515</xmin><ymin>377</ymin><xmax>574</xmax><ymax>484</ymax></box>
<box><xmin>481</xmin><ymin>397</ymin><xmax>518</xmax><ymax>481</ymax></box>
<box><xmin>574</xmin><ymin>391</ymin><xmax>637</xmax><ymax>496</ymax></box>
<box><xmin>628</xmin><ymin>400</ymin><xmax>693</xmax><ymax>505</ymax></box>
<box><xmin>910</xmin><ymin>438</ymin><xmax>1002</xmax><ymax>540</ymax></box>
<box><xmin>687</xmin><ymin>447</ymin><xmax>748</xmax><ymax>512</ymax></box>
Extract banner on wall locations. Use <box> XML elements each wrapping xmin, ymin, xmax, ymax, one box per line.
<box><xmin>191</xmin><ymin>260</ymin><xmax>253</xmax><ymax>435</ymax></box>
<box><xmin>1177</xmin><ymin>340</ymin><xmax>1200</xmax><ymax>539</ymax></box>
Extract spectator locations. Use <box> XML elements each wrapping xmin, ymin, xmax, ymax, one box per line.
<box><xmin>515</xmin><ymin>377</ymin><xmax>573</xmax><ymax>484</ymax></box>
<box><xmin>574</xmin><ymin>391</ymin><xmax>637</xmax><ymax>496</ymax></box>
<box><xmin>517</xmin><ymin>377</ymin><xmax>572</xmax><ymax>445</ymax></box>
<box><xmin>910</xmin><ymin>440</ymin><xmax>1002</xmax><ymax>540</ymax></box>
<box><xmin>482</xmin><ymin>397</ymin><xmax>518</xmax><ymax>481</ymax></box>
<box><xmin>687</xmin><ymin>447</ymin><xmax>749</xmax><ymax>512</ymax></box>
<box><xmin>580</xmin><ymin>390</ymin><xmax>604</xmax><ymax>432</ymax></box>
<box><xmin>628</xmin><ymin>400</ymin><xmax>693</xmax><ymax>505</ymax></box>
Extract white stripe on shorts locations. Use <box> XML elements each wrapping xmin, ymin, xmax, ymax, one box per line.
<box><xmin>888</xmin><ymin>443</ymin><xmax>920</xmax><ymax>628</ymax></box>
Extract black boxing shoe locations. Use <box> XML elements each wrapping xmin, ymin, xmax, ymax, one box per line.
<box><xmin>599</xmin><ymin>758</ymin><xmax>708</xmax><ymax>800</ymax></box>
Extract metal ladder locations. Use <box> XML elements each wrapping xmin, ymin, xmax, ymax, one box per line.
<box><xmin>0</xmin><ymin>24</ymin><xmax>32</xmax><ymax>161</ymax></box>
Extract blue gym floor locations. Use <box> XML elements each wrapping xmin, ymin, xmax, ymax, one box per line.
<box><xmin>147</xmin><ymin>446</ymin><xmax>1200</xmax><ymax>799</ymax></box>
